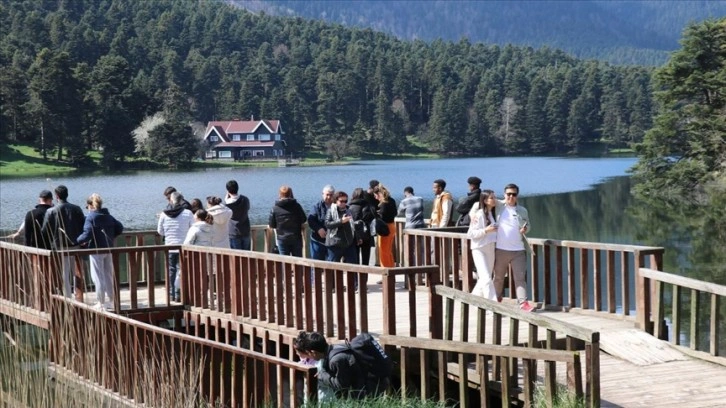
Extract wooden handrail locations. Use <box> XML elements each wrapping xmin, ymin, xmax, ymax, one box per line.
<box><xmin>640</xmin><ymin>268</ymin><xmax>725</xmax><ymax>362</ymax></box>
<box><xmin>434</xmin><ymin>285</ymin><xmax>598</xmax><ymax>342</ymax></box>
<box><xmin>49</xmin><ymin>295</ymin><xmax>317</xmax><ymax>407</ymax></box>
<box><xmin>380</xmin><ymin>334</ymin><xmax>585</xmax><ymax>407</ymax></box>
<box><xmin>433</xmin><ymin>284</ymin><xmax>600</xmax><ymax>407</ymax></box>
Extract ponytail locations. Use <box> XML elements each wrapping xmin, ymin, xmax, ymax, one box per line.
<box><xmin>195</xmin><ymin>209</ymin><xmax>214</xmax><ymax>225</ymax></box>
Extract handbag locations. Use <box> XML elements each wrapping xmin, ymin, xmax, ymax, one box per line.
<box><xmin>370</xmin><ymin>218</ymin><xmax>390</xmax><ymax>237</ymax></box>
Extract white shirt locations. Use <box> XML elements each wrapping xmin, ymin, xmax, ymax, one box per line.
<box><xmin>495</xmin><ymin>205</ymin><xmax>525</xmax><ymax>251</ymax></box>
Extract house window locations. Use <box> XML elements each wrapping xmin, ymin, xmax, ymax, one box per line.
<box><xmin>206</xmin><ymin>150</ymin><xmax>216</xmax><ymax>158</ymax></box>
<box><xmin>210</xmin><ymin>135</ymin><xmax>218</xmax><ymax>142</ymax></box>
<box><xmin>232</xmin><ymin>134</ymin><xmax>241</xmax><ymax>141</ymax></box>
<box><xmin>259</xmin><ymin>134</ymin><xmax>271</xmax><ymax>141</ymax></box>
<box><xmin>218</xmin><ymin>151</ymin><xmax>232</xmax><ymax>158</ymax></box>
<box><xmin>275</xmin><ymin>134</ymin><xmax>281</xmax><ymax>141</ymax></box>
<box><xmin>247</xmin><ymin>134</ymin><xmax>255</xmax><ymax>141</ymax></box>
<box><xmin>253</xmin><ymin>150</ymin><xmax>265</xmax><ymax>156</ymax></box>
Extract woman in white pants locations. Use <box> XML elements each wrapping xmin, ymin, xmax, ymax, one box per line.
<box><xmin>77</xmin><ymin>193</ymin><xmax>124</xmax><ymax>309</ymax></box>
<box><xmin>466</xmin><ymin>190</ymin><xmax>498</xmax><ymax>301</ymax></box>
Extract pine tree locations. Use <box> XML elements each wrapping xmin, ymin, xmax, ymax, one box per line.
<box><xmin>632</xmin><ymin>18</ymin><xmax>726</xmax><ymax>200</ymax></box>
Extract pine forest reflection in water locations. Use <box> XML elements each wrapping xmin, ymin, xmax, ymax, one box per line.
<box><xmin>523</xmin><ymin>175</ymin><xmax>726</xmax><ymax>354</ymax></box>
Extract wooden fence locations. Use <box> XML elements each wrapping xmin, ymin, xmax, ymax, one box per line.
<box><xmin>48</xmin><ymin>295</ymin><xmax>317</xmax><ymax>407</ymax></box>
<box><xmin>0</xmin><ymin>241</ymin><xmax>56</xmax><ymax>327</ymax></box>
<box><xmin>180</xmin><ymin>244</ymin><xmax>440</xmax><ymax>341</ymax></box>
<box><xmin>380</xmin><ymin>335</ymin><xmax>585</xmax><ymax>408</ymax></box>
<box><xmin>640</xmin><ymin>267</ymin><xmax>726</xmax><ymax>364</ymax></box>
<box><xmin>399</xmin><ymin>228</ymin><xmax>665</xmax><ymax>331</ymax></box>
<box><xmin>433</xmin><ymin>285</ymin><xmax>600</xmax><ymax>407</ymax></box>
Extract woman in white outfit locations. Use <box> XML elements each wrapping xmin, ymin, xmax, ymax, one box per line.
<box><xmin>206</xmin><ymin>196</ymin><xmax>232</xmax><ymax>248</ymax></box>
<box><xmin>466</xmin><ymin>190</ymin><xmax>498</xmax><ymax>301</ymax></box>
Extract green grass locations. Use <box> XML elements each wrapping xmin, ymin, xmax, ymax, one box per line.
<box><xmin>0</xmin><ymin>144</ymin><xmax>77</xmax><ymax>178</ymax></box>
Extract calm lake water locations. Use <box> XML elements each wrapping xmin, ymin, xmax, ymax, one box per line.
<box><xmin>0</xmin><ymin>157</ymin><xmax>635</xmax><ymax>230</ymax></box>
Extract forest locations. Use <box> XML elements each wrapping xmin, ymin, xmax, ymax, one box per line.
<box><xmin>251</xmin><ymin>0</ymin><xmax>726</xmax><ymax>66</ymax></box>
<box><xmin>0</xmin><ymin>0</ymin><xmax>655</xmax><ymax>168</ymax></box>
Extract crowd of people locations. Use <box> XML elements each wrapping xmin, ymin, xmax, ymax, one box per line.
<box><xmin>7</xmin><ymin>176</ymin><xmax>534</xmax><ymax>312</ymax></box>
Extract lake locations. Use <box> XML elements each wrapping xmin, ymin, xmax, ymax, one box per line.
<box><xmin>0</xmin><ymin>157</ymin><xmax>635</xmax><ymax>230</ymax></box>
<box><xmin>1</xmin><ymin>156</ymin><xmax>722</xmax><ymax>284</ymax></box>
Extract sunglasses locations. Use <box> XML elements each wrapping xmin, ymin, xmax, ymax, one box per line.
<box><xmin>506</xmin><ymin>192</ymin><xmax>518</xmax><ymax>197</ymax></box>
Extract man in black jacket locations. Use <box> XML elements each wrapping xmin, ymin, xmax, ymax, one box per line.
<box><xmin>225</xmin><ymin>180</ymin><xmax>251</xmax><ymax>250</ymax></box>
<box><xmin>456</xmin><ymin>176</ymin><xmax>482</xmax><ymax>227</ymax></box>
<box><xmin>7</xmin><ymin>189</ymin><xmax>54</xmax><ymax>249</ymax></box>
<box><xmin>294</xmin><ymin>331</ymin><xmax>366</xmax><ymax>401</ymax></box>
<box><xmin>41</xmin><ymin>185</ymin><xmax>85</xmax><ymax>298</ymax></box>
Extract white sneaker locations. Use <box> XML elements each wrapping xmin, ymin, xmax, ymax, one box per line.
<box><xmin>94</xmin><ymin>303</ymin><xmax>105</xmax><ymax>311</ymax></box>
<box><xmin>103</xmin><ymin>301</ymin><xmax>114</xmax><ymax>310</ymax></box>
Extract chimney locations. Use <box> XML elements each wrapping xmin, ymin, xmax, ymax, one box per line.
<box><xmin>251</xmin><ymin>114</ymin><xmax>254</xmax><ymax>121</ymax></box>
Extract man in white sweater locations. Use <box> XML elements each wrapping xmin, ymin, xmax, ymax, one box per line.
<box><xmin>158</xmin><ymin>192</ymin><xmax>193</xmax><ymax>301</ymax></box>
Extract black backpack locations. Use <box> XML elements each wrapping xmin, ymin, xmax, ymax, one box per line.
<box><xmin>345</xmin><ymin>333</ymin><xmax>393</xmax><ymax>378</ymax></box>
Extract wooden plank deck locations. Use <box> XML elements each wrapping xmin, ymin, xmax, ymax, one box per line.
<box><xmin>79</xmin><ymin>281</ymin><xmax>726</xmax><ymax>407</ymax></box>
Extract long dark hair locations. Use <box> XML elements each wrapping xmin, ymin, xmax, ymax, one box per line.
<box><xmin>479</xmin><ymin>189</ymin><xmax>496</xmax><ymax>226</ymax></box>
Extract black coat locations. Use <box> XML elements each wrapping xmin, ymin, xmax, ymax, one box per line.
<box><xmin>226</xmin><ymin>194</ymin><xmax>251</xmax><ymax>237</ymax></box>
<box><xmin>377</xmin><ymin>198</ymin><xmax>398</xmax><ymax>223</ymax></box>
<box><xmin>318</xmin><ymin>345</ymin><xmax>366</xmax><ymax>399</ymax></box>
<box><xmin>456</xmin><ymin>188</ymin><xmax>481</xmax><ymax>226</ymax></box>
<box><xmin>23</xmin><ymin>204</ymin><xmax>52</xmax><ymax>249</ymax></box>
<box><xmin>268</xmin><ymin>198</ymin><xmax>306</xmax><ymax>244</ymax></box>
<box><xmin>41</xmin><ymin>200</ymin><xmax>85</xmax><ymax>249</ymax></box>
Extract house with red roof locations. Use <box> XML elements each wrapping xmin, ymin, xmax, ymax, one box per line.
<box><xmin>203</xmin><ymin>119</ymin><xmax>286</xmax><ymax>160</ymax></box>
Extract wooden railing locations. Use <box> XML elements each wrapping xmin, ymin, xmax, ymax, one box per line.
<box><xmin>397</xmin><ymin>226</ymin><xmax>666</xmax><ymax>330</ymax></box>
<box><xmin>60</xmin><ymin>244</ymin><xmax>178</xmax><ymax>311</ymax></box>
<box><xmin>180</xmin><ymin>244</ymin><xmax>440</xmax><ymax>341</ymax></box>
<box><xmin>48</xmin><ymin>295</ymin><xmax>316</xmax><ymax>407</ymax></box>
<box><xmin>380</xmin><ymin>335</ymin><xmax>585</xmax><ymax>407</ymax></box>
<box><xmin>640</xmin><ymin>268</ymin><xmax>726</xmax><ymax>363</ymax></box>
<box><xmin>528</xmin><ymin>239</ymin><xmax>664</xmax><ymax>331</ymax></box>
<box><xmin>433</xmin><ymin>285</ymin><xmax>600</xmax><ymax>407</ymax></box>
<box><xmin>0</xmin><ymin>241</ymin><xmax>56</xmax><ymax>327</ymax></box>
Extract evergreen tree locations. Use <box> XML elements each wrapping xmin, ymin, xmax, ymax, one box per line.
<box><xmin>525</xmin><ymin>75</ymin><xmax>549</xmax><ymax>153</ymax></box>
<box><xmin>632</xmin><ymin>18</ymin><xmax>726</xmax><ymax>200</ymax></box>
<box><xmin>25</xmin><ymin>48</ymin><xmax>84</xmax><ymax>161</ymax></box>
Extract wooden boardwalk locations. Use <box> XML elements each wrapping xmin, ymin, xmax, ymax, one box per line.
<box><xmin>90</xmin><ymin>280</ymin><xmax>726</xmax><ymax>408</ymax></box>
<box><xmin>3</xmin><ymin>232</ymin><xmax>725</xmax><ymax>407</ymax></box>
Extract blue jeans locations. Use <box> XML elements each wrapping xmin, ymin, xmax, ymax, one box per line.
<box><xmin>310</xmin><ymin>239</ymin><xmax>330</xmax><ymax>285</ymax></box>
<box><xmin>168</xmin><ymin>252</ymin><xmax>180</xmax><ymax>298</ymax></box>
<box><xmin>326</xmin><ymin>245</ymin><xmax>359</xmax><ymax>264</ymax></box>
<box><xmin>277</xmin><ymin>239</ymin><xmax>303</xmax><ymax>257</ymax></box>
<box><xmin>230</xmin><ymin>236</ymin><xmax>251</xmax><ymax>250</ymax></box>
<box><xmin>326</xmin><ymin>245</ymin><xmax>359</xmax><ymax>289</ymax></box>
<box><xmin>310</xmin><ymin>239</ymin><xmax>329</xmax><ymax>261</ymax></box>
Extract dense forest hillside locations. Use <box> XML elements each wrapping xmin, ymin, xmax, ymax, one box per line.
<box><xmin>240</xmin><ymin>0</ymin><xmax>726</xmax><ymax>66</ymax></box>
<box><xmin>1</xmin><ymin>0</ymin><xmax>654</xmax><ymax>168</ymax></box>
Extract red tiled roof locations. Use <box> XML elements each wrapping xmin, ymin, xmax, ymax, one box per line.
<box><xmin>214</xmin><ymin>141</ymin><xmax>276</xmax><ymax>148</ymax></box>
<box><xmin>204</xmin><ymin>119</ymin><xmax>281</xmax><ymax>141</ymax></box>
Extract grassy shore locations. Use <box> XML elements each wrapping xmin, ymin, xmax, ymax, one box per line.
<box><xmin>0</xmin><ymin>143</ymin><xmax>438</xmax><ymax>179</ymax></box>
<box><xmin>0</xmin><ymin>144</ymin><xmax>78</xmax><ymax>177</ymax></box>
